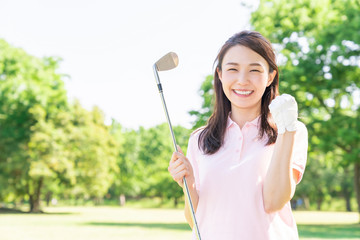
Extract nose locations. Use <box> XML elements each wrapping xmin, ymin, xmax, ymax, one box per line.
<box><xmin>235</xmin><ymin>70</ymin><xmax>249</xmax><ymax>85</ymax></box>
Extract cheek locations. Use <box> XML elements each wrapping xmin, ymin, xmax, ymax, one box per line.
<box><xmin>219</xmin><ymin>80</ymin><xmax>232</xmax><ymax>99</ymax></box>
<box><xmin>251</xmin><ymin>74</ymin><xmax>269</xmax><ymax>87</ymax></box>
<box><xmin>221</xmin><ymin>71</ymin><xmax>233</xmax><ymax>81</ymax></box>
<box><xmin>220</xmin><ymin>73</ymin><xmax>233</xmax><ymax>87</ymax></box>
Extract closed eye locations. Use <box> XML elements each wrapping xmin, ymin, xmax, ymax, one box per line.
<box><xmin>228</xmin><ymin>68</ymin><xmax>238</xmax><ymax>71</ymax></box>
<box><xmin>250</xmin><ymin>69</ymin><xmax>261</xmax><ymax>72</ymax></box>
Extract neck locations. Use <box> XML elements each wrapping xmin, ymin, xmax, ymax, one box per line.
<box><xmin>230</xmin><ymin>105</ymin><xmax>260</xmax><ymax>128</ymax></box>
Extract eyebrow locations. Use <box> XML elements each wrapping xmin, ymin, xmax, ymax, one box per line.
<box><xmin>249</xmin><ymin>63</ymin><xmax>263</xmax><ymax>68</ymax></box>
<box><xmin>225</xmin><ymin>62</ymin><xmax>239</xmax><ymax>66</ymax></box>
<box><xmin>225</xmin><ymin>62</ymin><xmax>264</xmax><ymax>68</ymax></box>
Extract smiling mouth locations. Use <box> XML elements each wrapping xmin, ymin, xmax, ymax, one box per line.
<box><xmin>233</xmin><ymin>90</ymin><xmax>254</xmax><ymax>96</ymax></box>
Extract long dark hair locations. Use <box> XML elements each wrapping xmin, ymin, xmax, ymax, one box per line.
<box><xmin>199</xmin><ymin>30</ymin><xmax>279</xmax><ymax>155</ymax></box>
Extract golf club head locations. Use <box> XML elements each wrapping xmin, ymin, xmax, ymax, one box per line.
<box><xmin>155</xmin><ymin>52</ymin><xmax>179</xmax><ymax>71</ymax></box>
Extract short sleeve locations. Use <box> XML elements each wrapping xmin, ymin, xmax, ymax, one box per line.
<box><xmin>291</xmin><ymin>121</ymin><xmax>308</xmax><ymax>184</ymax></box>
<box><xmin>186</xmin><ymin>130</ymin><xmax>202</xmax><ymax>193</ymax></box>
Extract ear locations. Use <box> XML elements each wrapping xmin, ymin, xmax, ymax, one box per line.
<box><xmin>267</xmin><ymin>70</ymin><xmax>277</xmax><ymax>87</ymax></box>
<box><xmin>217</xmin><ymin>67</ymin><xmax>222</xmax><ymax>81</ymax></box>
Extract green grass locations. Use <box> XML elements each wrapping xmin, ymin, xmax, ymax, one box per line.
<box><xmin>0</xmin><ymin>206</ymin><xmax>192</xmax><ymax>240</ymax></box>
<box><xmin>0</xmin><ymin>206</ymin><xmax>359</xmax><ymax>240</ymax></box>
<box><xmin>298</xmin><ymin>224</ymin><xmax>359</xmax><ymax>239</ymax></box>
<box><xmin>295</xmin><ymin>211</ymin><xmax>360</xmax><ymax>239</ymax></box>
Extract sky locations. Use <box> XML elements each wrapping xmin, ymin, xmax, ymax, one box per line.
<box><xmin>0</xmin><ymin>0</ymin><xmax>259</xmax><ymax>129</ymax></box>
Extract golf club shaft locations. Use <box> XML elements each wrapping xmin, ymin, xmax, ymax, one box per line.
<box><xmin>153</xmin><ymin>67</ymin><xmax>201</xmax><ymax>240</ymax></box>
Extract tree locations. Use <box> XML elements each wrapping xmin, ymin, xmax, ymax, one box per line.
<box><xmin>108</xmin><ymin>121</ymin><xmax>191</xmax><ymax>207</ymax></box>
<box><xmin>65</xmin><ymin>103</ymin><xmax>118</xmax><ymax>204</ymax></box>
<box><xmin>0</xmin><ymin>40</ymin><xmax>118</xmax><ymax>211</ymax></box>
<box><xmin>108</xmin><ymin>122</ymin><xmax>141</xmax><ymax>204</ymax></box>
<box><xmin>0</xmin><ymin>39</ymin><xmax>69</xmax><ymax>211</ymax></box>
<box><xmin>251</xmin><ymin>0</ymin><xmax>360</xmax><ymax>214</ymax></box>
<box><xmin>189</xmin><ymin>75</ymin><xmax>214</xmax><ymax>129</ymax></box>
<box><xmin>135</xmin><ymin>123</ymin><xmax>191</xmax><ymax>206</ymax></box>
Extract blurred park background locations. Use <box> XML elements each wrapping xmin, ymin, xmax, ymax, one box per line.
<box><xmin>0</xmin><ymin>0</ymin><xmax>360</xmax><ymax>239</ymax></box>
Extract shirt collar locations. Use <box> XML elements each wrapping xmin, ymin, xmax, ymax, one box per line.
<box><xmin>226</xmin><ymin>113</ymin><xmax>261</xmax><ymax>129</ymax></box>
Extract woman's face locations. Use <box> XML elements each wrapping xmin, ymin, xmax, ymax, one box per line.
<box><xmin>218</xmin><ymin>45</ymin><xmax>276</xmax><ymax>114</ymax></box>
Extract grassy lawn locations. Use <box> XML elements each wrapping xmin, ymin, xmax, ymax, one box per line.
<box><xmin>295</xmin><ymin>211</ymin><xmax>360</xmax><ymax>239</ymax></box>
<box><xmin>0</xmin><ymin>206</ymin><xmax>359</xmax><ymax>240</ymax></box>
<box><xmin>0</xmin><ymin>206</ymin><xmax>192</xmax><ymax>240</ymax></box>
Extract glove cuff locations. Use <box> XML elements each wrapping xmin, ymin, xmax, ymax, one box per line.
<box><xmin>285</xmin><ymin>121</ymin><xmax>298</xmax><ymax>132</ymax></box>
<box><xmin>277</xmin><ymin>126</ymin><xmax>286</xmax><ymax>135</ymax></box>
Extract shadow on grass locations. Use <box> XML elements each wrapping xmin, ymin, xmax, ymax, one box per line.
<box><xmin>298</xmin><ymin>224</ymin><xmax>360</xmax><ymax>239</ymax></box>
<box><xmin>87</xmin><ymin>222</ymin><xmax>191</xmax><ymax>231</ymax></box>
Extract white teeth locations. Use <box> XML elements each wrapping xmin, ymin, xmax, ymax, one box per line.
<box><xmin>234</xmin><ymin>90</ymin><xmax>253</xmax><ymax>95</ymax></box>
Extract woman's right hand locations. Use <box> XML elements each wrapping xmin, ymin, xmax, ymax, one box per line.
<box><xmin>168</xmin><ymin>146</ymin><xmax>195</xmax><ymax>188</ymax></box>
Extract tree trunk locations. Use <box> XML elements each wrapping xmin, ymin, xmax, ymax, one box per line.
<box><xmin>303</xmin><ymin>197</ymin><xmax>310</xmax><ymax>209</ymax></box>
<box><xmin>316</xmin><ymin>197</ymin><xmax>323</xmax><ymax>210</ymax></box>
<box><xmin>343</xmin><ymin>167</ymin><xmax>352</xmax><ymax>212</ymax></box>
<box><xmin>354</xmin><ymin>162</ymin><xmax>360</xmax><ymax>223</ymax></box>
<box><xmin>45</xmin><ymin>191</ymin><xmax>52</xmax><ymax>207</ymax></box>
<box><xmin>174</xmin><ymin>197</ymin><xmax>178</xmax><ymax>208</ymax></box>
<box><xmin>94</xmin><ymin>197</ymin><xmax>103</xmax><ymax>205</ymax></box>
<box><xmin>29</xmin><ymin>178</ymin><xmax>44</xmax><ymax>213</ymax></box>
<box><xmin>119</xmin><ymin>194</ymin><xmax>126</xmax><ymax>206</ymax></box>
<box><xmin>345</xmin><ymin>196</ymin><xmax>352</xmax><ymax>212</ymax></box>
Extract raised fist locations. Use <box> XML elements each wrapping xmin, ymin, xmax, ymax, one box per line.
<box><xmin>269</xmin><ymin>94</ymin><xmax>298</xmax><ymax>134</ymax></box>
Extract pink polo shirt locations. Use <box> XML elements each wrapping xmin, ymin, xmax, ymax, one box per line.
<box><xmin>187</xmin><ymin>116</ymin><xmax>308</xmax><ymax>240</ymax></box>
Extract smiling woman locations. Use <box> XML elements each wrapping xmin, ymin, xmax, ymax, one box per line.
<box><xmin>202</xmin><ymin>31</ymin><xmax>280</xmax><ymax>154</ymax></box>
<box><xmin>168</xmin><ymin>30</ymin><xmax>308</xmax><ymax>240</ymax></box>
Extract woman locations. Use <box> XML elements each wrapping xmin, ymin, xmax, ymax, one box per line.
<box><xmin>168</xmin><ymin>30</ymin><xmax>308</xmax><ymax>239</ymax></box>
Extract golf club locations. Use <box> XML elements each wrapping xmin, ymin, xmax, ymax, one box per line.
<box><xmin>153</xmin><ymin>52</ymin><xmax>202</xmax><ymax>240</ymax></box>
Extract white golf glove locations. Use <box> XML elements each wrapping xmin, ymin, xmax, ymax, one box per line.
<box><xmin>269</xmin><ymin>94</ymin><xmax>298</xmax><ymax>134</ymax></box>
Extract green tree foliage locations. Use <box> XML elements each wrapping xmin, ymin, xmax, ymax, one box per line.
<box><xmin>65</xmin><ymin>103</ymin><xmax>118</xmax><ymax>203</ymax></box>
<box><xmin>137</xmin><ymin>123</ymin><xmax>191</xmax><ymax>206</ymax></box>
<box><xmin>189</xmin><ymin>75</ymin><xmax>214</xmax><ymax>129</ymax></box>
<box><xmin>108</xmin><ymin>122</ymin><xmax>141</xmax><ymax>201</ymax></box>
<box><xmin>108</xmin><ymin>121</ymin><xmax>191</xmax><ymax>207</ymax></box>
<box><xmin>0</xmin><ymin>40</ymin><xmax>118</xmax><ymax>211</ymax></box>
<box><xmin>251</xmin><ymin>0</ymin><xmax>360</xmax><ymax>212</ymax></box>
<box><xmin>0</xmin><ymin>39</ymin><xmax>68</xmax><ymax>211</ymax></box>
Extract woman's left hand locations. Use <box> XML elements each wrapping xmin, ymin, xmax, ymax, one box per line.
<box><xmin>269</xmin><ymin>94</ymin><xmax>298</xmax><ymax>134</ymax></box>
